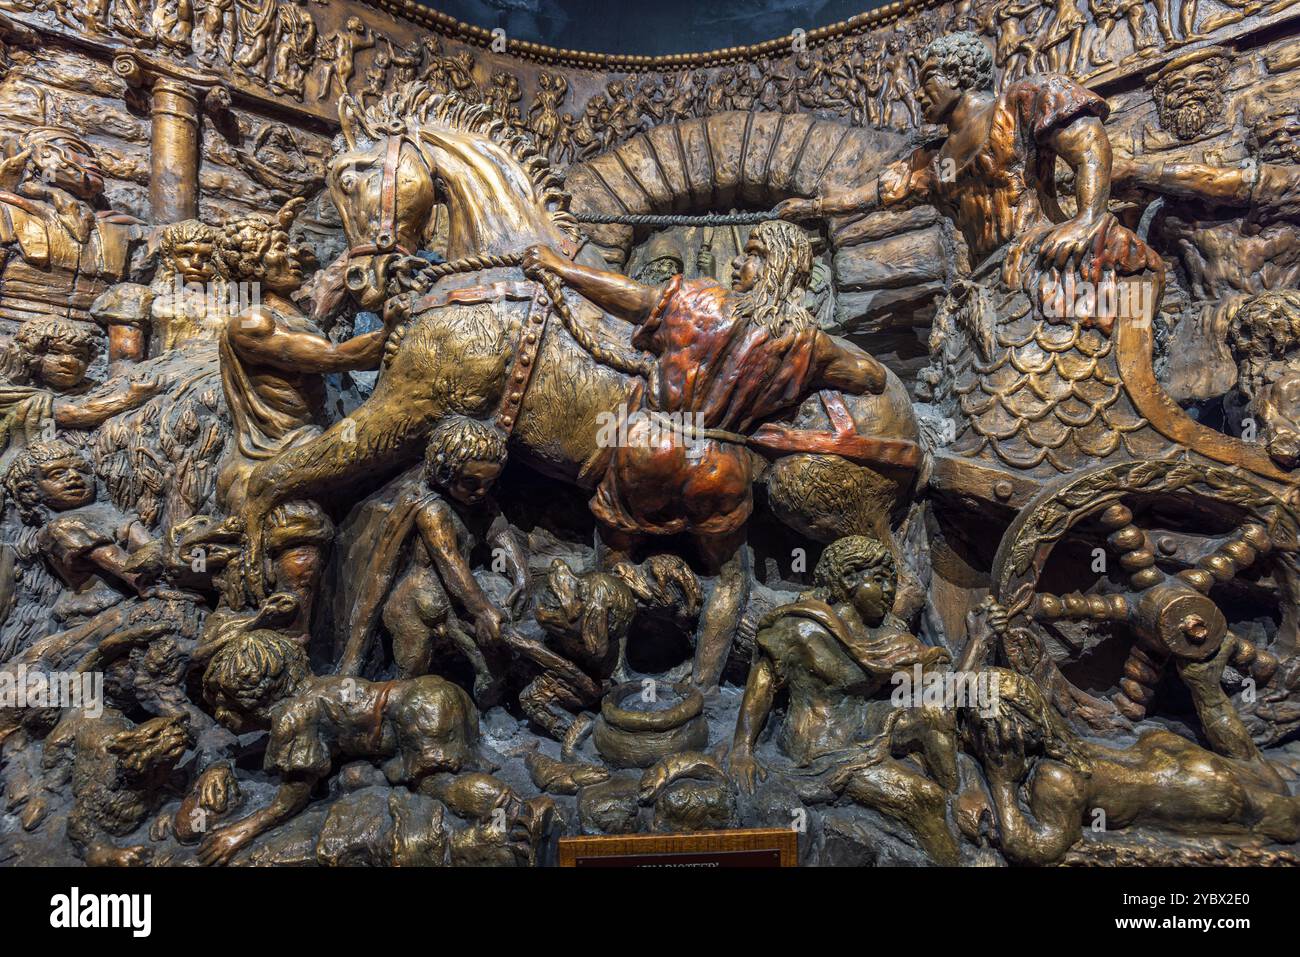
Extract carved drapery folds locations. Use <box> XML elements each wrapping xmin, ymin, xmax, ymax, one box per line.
<box><xmin>1</xmin><ymin>0</ymin><xmax>1300</xmax><ymax>870</ymax></box>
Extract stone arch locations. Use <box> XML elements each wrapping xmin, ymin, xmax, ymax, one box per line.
<box><xmin>565</xmin><ymin>112</ymin><xmax>955</xmax><ymax>378</ymax></box>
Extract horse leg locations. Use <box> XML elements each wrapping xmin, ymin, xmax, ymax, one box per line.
<box><xmin>692</xmin><ymin>527</ymin><xmax>749</xmax><ymax>690</ymax></box>
<box><xmin>239</xmin><ymin>397</ymin><xmax>434</xmax><ymax>600</ymax></box>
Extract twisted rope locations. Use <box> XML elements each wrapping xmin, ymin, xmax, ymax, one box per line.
<box><xmin>573</xmin><ymin>210</ymin><xmax>780</xmax><ymax>227</ymax></box>
<box><xmin>406</xmin><ymin>252</ymin><xmax>654</xmax><ymax>378</ymax></box>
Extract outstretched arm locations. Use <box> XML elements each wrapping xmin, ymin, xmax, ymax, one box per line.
<box><xmin>522</xmin><ymin>245</ymin><xmax>662</xmax><ymax>323</ymax></box>
<box><xmin>228</xmin><ymin>308</ymin><xmax>390</xmax><ymax>374</ymax></box>
<box><xmin>1112</xmin><ymin>155</ymin><xmax>1255</xmax><ymax>205</ymax></box>
<box><xmin>53</xmin><ymin>379</ymin><xmax>160</xmax><ymax>429</ymax></box>
<box><xmin>197</xmin><ymin>780</ymin><xmax>313</xmax><ymax>866</ymax></box>
<box><xmin>775</xmin><ymin>150</ymin><xmax>936</xmax><ymax>221</ymax></box>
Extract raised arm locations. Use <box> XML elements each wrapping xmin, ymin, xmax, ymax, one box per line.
<box><xmin>53</xmin><ymin>378</ymin><xmax>159</xmax><ymax>429</ymax></box>
<box><xmin>522</xmin><ymin>245</ymin><xmax>662</xmax><ymax>323</ymax></box>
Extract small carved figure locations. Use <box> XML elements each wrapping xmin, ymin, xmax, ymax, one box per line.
<box><xmin>317</xmin><ymin>16</ymin><xmax>374</xmax><ymax>100</ymax></box>
<box><xmin>339</xmin><ymin>415</ymin><xmax>526</xmax><ymax>705</ymax></box>
<box><xmin>3</xmin><ymin>440</ymin><xmax>152</xmax><ymax>607</ymax></box>
<box><xmin>0</xmin><ymin>127</ymin><xmax>146</xmax><ymax>363</ymax></box>
<box><xmin>197</xmin><ymin>622</ymin><xmax>539</xmax><ymax>865</ymax></box>
<box><xmin>233</xmin><ymin>0</ymin><xmax>277</xmax><ymax>81</ymax></box>
<box><xmin>146</xmin><ymin>218</ymin><xmax>227</xmax><ymax>354</ymax></box>
<box><xmin>729</xmin><ymin>536</ymin><xmax>959</xmax><ymax>864</ymax></box>
<box><xmin>0</xmin><ymin>320</ymin><xmax>156</xmax><ymax>472</ymax></box>
<box><xmin>962</xmin><ymin>665</ymin><xmax>1300</xmax><ymax>865</ymax></box>
<box><xmin>41</xmin><ymin>708</ymin><xmax>192</xmax><ymax>866</ymax></box>
<box><xmin>1226</xmin><ymin>291</ymin><xmax>1300</xmax><ymax>468</ymax></box>
<box><xmin>269</xmin><ymin>0</ymin><xmax>317</xmax><ymax>99</ymax></box>
<box><xmin>151</xmin><ymin>0</ymin><xmax>193</xmax><ymax>51</ymax></box>
<box><xmin>193</xmin><ymin>0</ymin><xmax>234</xmax><ymax>64</ymax></box>
<box><xmin>525</xmin><ymin>554</ymin><xmax>700</xmax><ymax>741</ymax></box>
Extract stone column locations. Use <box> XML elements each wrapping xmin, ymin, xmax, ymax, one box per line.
<box><xmin>113</xmin><ymin>51</ymin><xmax>228</xmax><ymax>224</ymax></box>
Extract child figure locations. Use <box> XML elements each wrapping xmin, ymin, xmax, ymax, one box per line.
<box><xmin>339</xmin><ymin>415</ymin><xmax>527</xmax><ymax>706</ymax></box>
<box><xmin>3</xmin><ymin>440</ymin><xmax>151</xmax><ymax>620</ymax></box>
<box><xmin>0</xmin><ymin>318</ymin><xmax>157</xmax><ymax>472</ymax></box>
<box><xmin>198</xmin><ymin>619</ymin><xmax>551</xmax><ymax>866</ymax></box>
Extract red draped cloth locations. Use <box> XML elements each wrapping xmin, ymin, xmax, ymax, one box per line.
<box><xmin>591</xmin><ymin>275</ymin><xmax>821</xmax><ymax>537</ymax></box>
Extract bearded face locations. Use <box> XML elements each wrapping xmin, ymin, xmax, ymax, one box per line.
<box><xmin>1155</xmin><ymin>61</ymin><xmax>1228</xmax><ymax>141</ymax></box>
<box><xmin>729</xmin><ymin>223</ymin><xmax>815</xmax><ymax>335</ymax></box>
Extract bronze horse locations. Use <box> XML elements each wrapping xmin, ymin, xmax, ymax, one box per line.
<box><xmin>233</xmin><ymin>85</ymin><xmax>922</xmax><ymax>685</ymax></box>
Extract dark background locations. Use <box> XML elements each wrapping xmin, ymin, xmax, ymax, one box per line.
<box><xmin>417</xmin><ymin>1</ymin><xmax>889</xmax><ymax>55</ymax></box>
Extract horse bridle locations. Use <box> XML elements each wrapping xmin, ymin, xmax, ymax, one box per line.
<box><xmin>344</xmin><ymin>132</ymin><xmax>420</xmax><ymax>261</ymax></box>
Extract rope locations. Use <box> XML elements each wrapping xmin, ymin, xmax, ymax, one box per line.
<box><xmin>573</xmin><ymin>210</ymin><xmax>780</xmax><ymax>227</ymax></box>
<box><xmin>406</xmin><ymin>251</ymin><xmax>655</xmax><ymax>379</ymax></box>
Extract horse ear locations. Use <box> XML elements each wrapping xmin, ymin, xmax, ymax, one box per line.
<box><xmin>337</xmin><ymin>95</ymin><xmax>363</xmax><ymax>151</ymax></box>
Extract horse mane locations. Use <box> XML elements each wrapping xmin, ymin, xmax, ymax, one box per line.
<box><xmin>340</xmin><ymin>83</ymin><xmax>579</xmax><ymax>243</ymax></box>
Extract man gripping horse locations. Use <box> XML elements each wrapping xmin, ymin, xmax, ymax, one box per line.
<box><xmin>524</xmin><ymin>219</ymin><xmax>890</xmax><ymax>687</ymax></box>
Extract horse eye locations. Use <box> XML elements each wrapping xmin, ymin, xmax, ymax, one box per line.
<box><xmin>339</xmin><ymin>171</ymin><xmax>358</xmax><ymax>193</ymax></box>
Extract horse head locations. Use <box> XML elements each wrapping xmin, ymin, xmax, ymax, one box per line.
<box><xmin>329</xmin><ymin>84</ymin><xmax>579</xmax><ymax>308</ymax></box>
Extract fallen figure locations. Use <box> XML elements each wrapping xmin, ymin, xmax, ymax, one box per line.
<box><xmin>196</xmin><ymin>605</ymin><xmax>550</xmax><ymax>865</ymax></box>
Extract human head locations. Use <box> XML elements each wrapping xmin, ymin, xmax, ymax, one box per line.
<box><xmin>1151</xmin><ymin>47</ymin><xmax>1232</xmax><ymax>142</ymax></box>
<box><xmin>159</xmin><ymin>219</ymin><xmax>221</xmax><ymax>286</ymax></box>
<box><xmin>203</xmin><ymin>628</ymin><xmax>311</xmax><ymax>731</ymax></box>
<box><xmin>9</xmin><ymin>318</ymin><xmax>97</xmax><ymax>390</ymax></box>
<box><xmin>3</xmin><ymin>439</ymin><xmax>95</xmax><ymax>523</ymax></box>
<box><xmin>423</xmin><ymin>415</ymin><xmax>508</xmax><ymax>505</ymax></box>
<box><xmin>1248</xmin><ymin>105</ymin><xmax>1300</xmax><ymax>164</ymax></box>
<box><xmin>216</xmin><ymin>198</ymin><xmax>309</xmax><ymax>294</ymax></box>
<box><xmin>917</xmin><ymin>32</ymin><xmax>993</xmax><ymax>124</ymax></box>
<box><xmin>813</xmin><ymin>534</ymin><xmax>896</xmax><ymax>625</ymax></box>
<box><xmin>635</xmin><ymin>232</ymin><xmax>684</xmax><ymax>285</ymax></box>
<box><xmin>16</xmin><ymin>127</ymin><xmax>105</xmax><ymax>200</ymax></box>
<box><xmin>959</xmin><ymin>668</ymin><xmax>1090</xmax><ymax>774</ymax></box>
<box><xmin>730</xmin><ymin>220</ymin><xmax>815</xmax><ymax>335</ymax></box>
<box><xmin>1228</xmin><ymin>290</ymin><xmax>1300</xmax><ymax>395</ymax></box>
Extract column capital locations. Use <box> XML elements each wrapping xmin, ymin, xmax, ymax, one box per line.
<box><xmin>112</xmin><ymin>49</ymin><xmax>229</xmax><ymax>115</ymax></box>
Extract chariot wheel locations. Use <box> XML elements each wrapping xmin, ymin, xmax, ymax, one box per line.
<box><xmin>990</xmin><ymin>459</ymin><xmax>1298</xmax><ymax>737</ymax></box>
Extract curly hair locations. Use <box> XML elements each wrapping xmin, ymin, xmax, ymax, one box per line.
<box><xmin>812</xmin><ymin>535</ymin><xmax>895</xmax><ymax>602</ymax></box>
<box><xmin>961</xmin><ymin>668</ymin><xmax>1093</xmax><ymax>776</ymax></box>
<box><xmin>203</xmin><ymin>629</ymin><xmax>310</xmax><ymax>719</ymax></box>
<box><xmin>156</xmin><ymin>219</ymin><xmax>220</xmax><ymax>284</ymax></box>
<box><xmin>922</xmin><ymin>32</ymin><xmax>994</xmax><ymax>93</ymax></box>
<box><xmin>4</xmin><ymin>318</ymin><xmax>97</xmax><ymax>384</ymax></box>
<box><xmin>215</xmin><ymin>198</ymin><xmax>304</xmax><ymax>283</ymax></box>
<box><xmin>423</xmin><ymin>415</ymin><xmax>508</xmax><ymax>490</ymax></box>
<box><xmin>1228</xmin><ymin>290</ymin><xmax>1300</xmax><ymax>362</ymax></box>
<box><xmin>215</xmin><ymin>215</ymin><xmax>280</xmax><ymax>282</ymax></box>
<box><xmin>3</xmin><ymin>439</ymin><xmax>89</xmax><ymax>523</ymax></box>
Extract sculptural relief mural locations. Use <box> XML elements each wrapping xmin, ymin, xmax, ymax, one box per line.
<box><xmin>0</xmin><ymin>0</ymin><xmax>1299</xmax><ymax>873</ymax></box>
